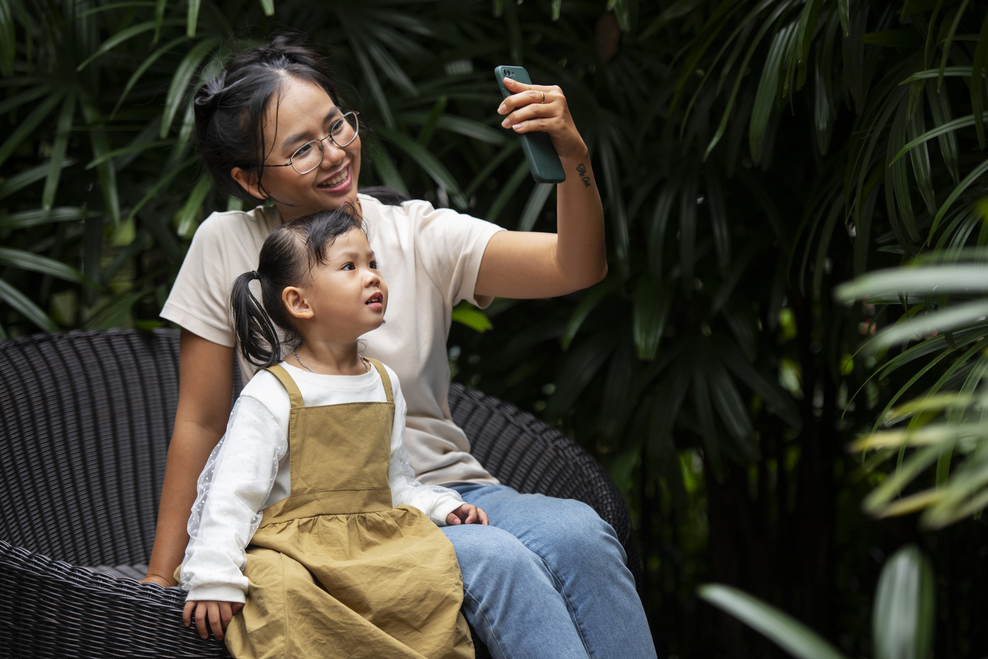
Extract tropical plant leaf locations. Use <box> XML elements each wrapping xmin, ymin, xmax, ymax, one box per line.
<box><xmin>175</xmin><ymin>176</ymin><xmax>212</xmax><ymax>237</ymax></box>
<box><xmin>972</xmin><ymin>13</ymin><xmax>988</xmax><ymax>148</ymax></box>
<box><xmin>925</xmin><ymin>79</ymin><xmax>961</xmax><ymax>184</ymax></box>
<box><xmin>112</xmin><ymin>35</ymin><xmax>188</xmax><ymax>117</ymax></box>
<box><xmin>560</xmin><ymin>275</ymin><xmax>620</xmax><ymax>351</ymax></box>
<box><xmin>484</xmin><ymin>160</ymin><xmax>529</xmax><ymax>225</ymax></box>
<box><xmin>362</xmin><ymin>134</ymin><xmax>408</xmax><ymax>195</ymax></box>
<box><xmin>907</xmin><ymin>96</ymin><xmax>937</xmax><ymax>216</ymax></box>
<box><xmin>76</xmin><ymin>19</ymin><xmax>182</xmax><ymax>71</ymax></box>
<box><xmin>42</xmin><ymin>93</ymin><xmax>77</xmax><ymax>211</ymax></box>
<box><xmin>80</xmin><ymin>99</ymin><xmax>121</xmax><ymax>225</ymax></box>
<box><xmin>699</xmin><ymin>584</ymin><xmax>849</xmax><ymax>659</ymax></box>
<box><xmin>0</xmin><ymin>160</ymin><xmax>75</xmax><ymax>201</ymax></box>
<box><xmin>633</xmin><ymin>275</ymin><xmax>671</xmax><ymax>361</ymax></box>
<box><xmin>938</xmin><ymin>0</ymin><xmax>971</xmax><ymax>92</ymax></box>
<box><xmin>544</xmin><ymin>329</ymin><xmax>621</xmax><ymax>419</ymax></box>
<box><xmin>707</xmin><ymin>357</ymin><xmax>758</xmax><ymax>460</ymax></box>
<box><xmin>0</xmin><ymin>91</ymin><xmax>63</xmax><ymax>170</ymax></box>
<box><xmin>872</xmin><ymin>545</ymin><xmax>935</xmax><ymax>659</ymax></box>
<box><xmin>160</xmin><ymin>37</ymin><xmax>220</xmax><ymax>139</ymax></box>
<box><xmin>0</xmin><ymin>248</ymin><xmax>95</xmax><ymax>286</ymax></box>
<box><xmin>0</xmin><ymin>278</ymin><xmax>58</xmax><ymax>333</ymax></box>
<box><xmin>929</xmin><ymin>158</ymin><xmax>988</xmax><ymax>237</ymax></box>
<box><xmin>750</xmin><ymin>23</ymin><xmax>797</xmax><ymax>165</ymax></box>
<box><xmin>890</xmin><ymin>111</ymin><xmax>988</xmax><ymax>166</ymax></box>
<box><xmin>375</xmin><ymin>126</ymin><xmax>467</xmax><ymax>209</ymax></box>
<box><xmin>0</xmin><ymin>0</ymin><xmax>15</xmax><ymax>76</ymax></box>
<box><xmin>517</xmin><ymin>183</ymin><xmax>553</xmax><ymax>232</ymax></box>
<box><xmin>451</xmin><ymin>303</ymin><xmax>492</xmax><ymax>332</ymax></box>
<box><xmin>0</xmin><ymin>207</ymin><xmax>95</xmax><ymax>230</ymax></box>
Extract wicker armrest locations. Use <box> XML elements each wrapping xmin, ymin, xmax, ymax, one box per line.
<box><xmin>0</xmin><ymin>541</ymin><xmax>224</xmax><ymax>658</ymax></box>
<box><xmin>449</xmin><ymin>384</ymin><xmax>642</xmax><ymax>587</ymax></box>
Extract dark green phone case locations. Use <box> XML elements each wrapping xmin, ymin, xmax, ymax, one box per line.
<box><xmin>495</xmin><ymin>65</ymin><xmax>566</xmax><ymax>184</ymax></box>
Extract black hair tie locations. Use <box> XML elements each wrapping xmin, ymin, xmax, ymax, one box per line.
<box><xmin>252</xmin><ymin>270</ymin><xmax>260</xmax><ymax>280</ymax></box>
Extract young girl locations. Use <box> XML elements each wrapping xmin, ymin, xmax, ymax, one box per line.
<box><xmin>179</xmin><ymin>206</ymin><xmax>484</xmax><ymax>659</ymax></box>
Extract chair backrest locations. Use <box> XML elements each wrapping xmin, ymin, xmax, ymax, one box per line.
<box><xmin>0</xmin><ymin>329</ymin><xmax>182</xmax><ymax>566</ymax></box>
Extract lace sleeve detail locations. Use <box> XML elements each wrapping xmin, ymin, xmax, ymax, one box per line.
<box><xmin>387</xmin><ymin>379</ymin><xmax>463</xmax><ymax>525</ymax></box>
<box><xmin>181</xmin><ymin>395</ymin><xmax>287</xmax><ymax>601</ymax></box>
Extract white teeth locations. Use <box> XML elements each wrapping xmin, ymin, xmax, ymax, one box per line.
<box><xmin>322</xmin><ymin>168</ymin><xmax>348</xmax><ymax>187</ymax></box>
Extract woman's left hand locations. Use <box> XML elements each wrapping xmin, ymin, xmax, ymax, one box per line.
<box><xmin>497</xmin><ymin>76</ymin><xmax>588</xmax><ymax>161</ymax></box>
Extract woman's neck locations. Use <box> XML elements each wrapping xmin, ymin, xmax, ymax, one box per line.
<box><xmin>291</xmin><ymin>341</ymin><xmax>365</xmax><ymax>376</ymax></box>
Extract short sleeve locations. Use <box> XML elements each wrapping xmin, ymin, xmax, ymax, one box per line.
<box><xmin>161</xmin><ymin>208</ymin><xmax>278</xmax><ymax>349</ymax></box>
<box><xmin>399</xmin><ymin>199</ymin><xmax>503</xmax><ymax>309</ymax></box>
<box><xmin>161</xmin><ymin>216</ymin><xmax>237</xmax><ymax>347</ymax></box>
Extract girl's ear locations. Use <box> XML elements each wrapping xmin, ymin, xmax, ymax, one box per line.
<box><xmin>283</xmin><ymin>286</ymin><xmax>314</xmax><ymax>320</ymax></box>
<box><xmin>231</xmin><ymin>167</ymin><xmax>267</xmax><ymax>200</ymax></box>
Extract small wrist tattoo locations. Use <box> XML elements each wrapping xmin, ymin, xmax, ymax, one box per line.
<box><xmin>576</xmin><ymin>163</ymin><xmax>591</xmax><ymax>188</ymax></box>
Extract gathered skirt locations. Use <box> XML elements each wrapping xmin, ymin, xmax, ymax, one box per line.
<box><xmin>224</xmin><ymin>505</ymin><xmax>474</xmax><ymax>659</ymax></box>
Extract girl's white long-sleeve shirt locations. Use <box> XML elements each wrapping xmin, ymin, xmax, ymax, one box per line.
<box><xmin>179</xmin><ymin>361</ymin><xmax>464</xmax><ymax>604</ymax></box>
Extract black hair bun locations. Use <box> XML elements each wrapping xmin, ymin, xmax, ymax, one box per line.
<box><xmin>194</xmin><ymin>71</ymin><xmax>227</xmax><ymax>107</ymax></box>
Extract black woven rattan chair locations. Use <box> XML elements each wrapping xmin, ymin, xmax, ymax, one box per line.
<box><xmin>0</xmin><ymin>328</ymin><xmax>639</xmax><ymax>658</ymax></box>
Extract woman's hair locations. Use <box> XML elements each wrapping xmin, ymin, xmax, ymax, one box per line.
<box><xmin>230</xmin><ymin>204</ymin><xmax>363</xmax><ymax>368</ymax></box>
<box><xmin>193</xmin><ymin>35</ymin><xmax>410</xmax><ymax>207</ymax></box>
<box><xmin>193</xmin><ymin>34</ymin><xmax>347</xmax><ymax>203</ymax></box>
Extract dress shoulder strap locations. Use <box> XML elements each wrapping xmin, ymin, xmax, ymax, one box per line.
<box><xmin>364</xmin><ymin>358</ymin><xmax>393</xmax><ymax>404</ymax></box>
<box><xmin>265</xmin><ymin>364</ymin><xmax>305</xmax><ymax>408</ymax></box>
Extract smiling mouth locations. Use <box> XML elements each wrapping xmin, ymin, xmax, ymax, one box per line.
<box><xmin>366</xmin><ymin>292</ymin><xmax>383</xmax><ymax>305</ymax></box>
<box><xmin>318</xmin><ymin>167</ymin><xmax>349</xmax><ymax>189</ymax></box>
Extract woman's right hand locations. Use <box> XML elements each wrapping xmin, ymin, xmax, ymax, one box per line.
<box><xmin>497</xmin><ymin>75</ymin><xmax>588</xmax><ymax>162</ymax></box>
<box><xmin>143</xmin><ymin>329</ymin><xmax>234</xmax><ymax>587</ymax></box>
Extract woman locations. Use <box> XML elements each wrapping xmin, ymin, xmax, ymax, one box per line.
<box><xmin>146</xmin><ymin>36</ymin><xmax>656</xmax><ymax>659</ymax></box>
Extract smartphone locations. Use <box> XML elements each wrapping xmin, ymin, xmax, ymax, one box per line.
<box><xmin>495</xmin><ymin>65</ymin><xmax>566</xmax><ymax>184</ymax></box>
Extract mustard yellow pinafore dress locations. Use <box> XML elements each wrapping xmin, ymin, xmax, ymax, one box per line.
<box><xmin>223</xmin><ymin>360</ymin><xmax>474</xmax><ymax>659</ymax></box>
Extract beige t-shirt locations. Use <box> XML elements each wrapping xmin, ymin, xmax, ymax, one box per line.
<box><xmin>161</xmin><ymin>193</ymin><xmax>504</xmax><ymax>486</ymax></box>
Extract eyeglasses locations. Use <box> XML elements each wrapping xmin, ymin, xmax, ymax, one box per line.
<box><xmin>264</xmin><ymin>111</ymin><xmax>360</xmax><ymax>175</ymax></box>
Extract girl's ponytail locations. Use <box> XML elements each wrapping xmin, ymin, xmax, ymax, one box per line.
<box><xmin>231</xmin><ymin>271</ymin><xmax>283</xmax><ymax>368</ymax></box>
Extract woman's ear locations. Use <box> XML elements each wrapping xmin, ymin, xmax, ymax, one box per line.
<box><xmin>231</xmin><ymin>167</ymin><xmax>267</xmax><ymax>200</ymax></box>
<box><xmin>283</xmin><ymin>286</ymin><xmax>313</xmax><ymax>320</ymax></box>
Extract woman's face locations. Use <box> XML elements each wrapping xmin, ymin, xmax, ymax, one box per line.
<box><xmin>232</xmin><ymin>76</ymin><xmax>362</xmax><ymax>222</ymax></box>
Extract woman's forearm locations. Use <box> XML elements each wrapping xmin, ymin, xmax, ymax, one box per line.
<box><xmin>144</xmin><ymin>329</ymin><xmax>234</xmax><ymax>586</ymax></box>
<box><xmin>554</xmin><ymin>148</ymin><xmax>607</xmax><ymax>289</ymax></box>
<box><xmin>144</xmin><ymin>421</ymin><xmax>226</xmax><ymax>585</ymax></box>
<box><xmin>474</xmin><ymin>154</ymin><xmax>606</xmax><ymax>299</ymax></box>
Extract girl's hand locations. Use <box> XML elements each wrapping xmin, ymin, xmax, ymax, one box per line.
<box><xmin>497</xmin><ymin>76</ymin><xmax>588</xmax><ymax>161</ymax></box>
<box><xmin>183</xmin><ymin>599</ymin><xmax>244</xmax><ymax>640</ymax></box>
<box><xmin>446</xmin><ymin>503</ymin><xmax>489</xmax><ymax>526</ymax></box>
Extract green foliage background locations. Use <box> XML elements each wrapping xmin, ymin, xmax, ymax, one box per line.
<box><xmin>3</xmin><ymin>0</ymin><xmax>988</xmax><ymax>656</ymax></box>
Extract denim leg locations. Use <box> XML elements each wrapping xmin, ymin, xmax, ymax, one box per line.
<box><xmin>450</xmin><ymin>484</ymin><xmax>657</xmax><ymax>659</ymax></box>
<box><xmin>442</xmin><ymin>521</ymin><xmax>590</xmax><ymax>659</ymax></box>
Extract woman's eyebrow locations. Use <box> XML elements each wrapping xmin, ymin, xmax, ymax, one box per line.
<box><xmin>280</xmin><ymin>107</ymin><xmax>342</xmax><ymax>150</ymax></box>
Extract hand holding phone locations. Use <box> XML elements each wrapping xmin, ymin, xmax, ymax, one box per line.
<box><xmin>495</xmin><ymin>65</ymin><xmax>566</xmax><ymax>184</ymax></box>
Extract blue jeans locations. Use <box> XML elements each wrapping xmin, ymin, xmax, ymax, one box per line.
<box><xmin>445</xmin><ymin>484</ymin><xmax>657</xmax><ymax>659</ymax></box>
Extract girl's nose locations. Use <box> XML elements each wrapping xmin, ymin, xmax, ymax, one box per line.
<box><xmin>365</xmin><ymin>269</ymin><xmax>382</xmax><ymax>287</ymax></box>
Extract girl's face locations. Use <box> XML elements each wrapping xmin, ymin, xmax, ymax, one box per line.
<box><xmin>286</xmin><ymin>227</ymin><xmax>387</xmax><ymax>343</ymax></box>
<box><xmin>233</xmin><ymin>77</ymin><xmax>362</xmax><ymax>222</ymax></box>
